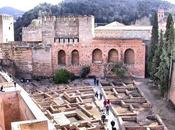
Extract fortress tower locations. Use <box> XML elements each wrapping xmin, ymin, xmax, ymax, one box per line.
<box><xmin>0</xmin><ymin>14</ymin><xmax>14</xmax><ymax>43</ymax></box>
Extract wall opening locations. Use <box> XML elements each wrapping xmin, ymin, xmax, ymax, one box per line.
<box><xmin>124</xmin><ymin>49</ymin><xmax>135</xmax><ymax>65</ymax></box>
<box><xmin>108</xmin><ymin>49</ymin><xmax>119</xmax><ymax>63</ymax></box>
<box><xmin>58</xmin><ymin>50</ymin><xmax>66</xmax><ymax>65</ymax></box>
<box><xmin>92</xmin><ymin>49</ymin><xmax>103</xmax><ymax>64</ymax></box>
<box><xmin>71</xmin><ymin>50</ymin><xmax>79</xmax><ymax>65</ymax></box>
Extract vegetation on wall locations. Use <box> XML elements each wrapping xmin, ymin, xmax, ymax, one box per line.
<box><xmin>112</xmin><ymin>62</ymin><xmax>128</xmax><ymax>79</ymax></box>
<box><xmin>53</xmin><ymin>69</ymin><xmax>72</xmax><ymax>84</ymax></box>
<box><xmin>14</xmin><ymin>0</ymin><xmax>175</xmax><ymax>40</ymax></box>
<box><xmin>80</xmin><ymin>66</ymin><xmax>90</xmax><ymax>78</ymax></box>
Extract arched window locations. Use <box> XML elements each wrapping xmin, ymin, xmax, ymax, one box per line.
<box><xmin>58</xmin><ymin>50</ymin><xmax>66</xmax><ymax>65</ymax></box>
<box><xmin>108</xmin><ymin>49</ymin><xmax>119</xmax><ymax>63</ymax></box>
<box><xmin>92</xmin><ymin>49</ymin><xmax>103</xmax><ymax>63</ymax></box>
<box><xmin>71</xmin><ymin>50</ymin><xmax>79</xmax><ymax>65</ymax></box>
<box><xmin>124</xmin><ymin>49</ymin><xmax>135</xmax><ymax>64</ymax></box>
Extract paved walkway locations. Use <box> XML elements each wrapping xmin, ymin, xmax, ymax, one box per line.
<box><xmin>86</xmin><ymin>79</ymin><xmax>119</xmax><ymax>130</ymax></box>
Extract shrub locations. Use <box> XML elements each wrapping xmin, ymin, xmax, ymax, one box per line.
<box><xmin>53</xmin><ymin>69</ymin><xmax>71</xmax><ymax>84</ymax></box>
<box><xmin>111</xmin><ymin>62</ymin><xmax>128</xmax><ymax>78</ymax></box>
<box><xmin>80</xmin><ymin>66</ymin><xmax>90</xmax><ymax>78</ymax></box>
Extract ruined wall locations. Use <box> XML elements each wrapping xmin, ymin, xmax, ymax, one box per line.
<box><xmin>0</xmin><ymin>16</ymin><xmax>3</xmax><ymax>43</ymax></box>
<box><xmin>22</xmin><ymin>27</ymin><xmax>42</xmax><ymax>42</ymax></box>
<box><xmin>0</xmin><ymin>97</ymin><xmax>5</xmax><ymax>130</ymax></box>
<box><xmin>55</xmin><ymin>16</ymin><xmax>79</xmax><ymax>38</ymax></box>
<box><xmin>169</xmin><ymin>62</ymin><xmax>175</xmax><ymax>105</ymax></box>
<box><xmin>18</xmin><ymin>95</ymin><xmax>35</xmax><ymax>120</ymax></box>
<box><xmin>52</xmin><ymin>39</ymin><xmax>145</xmax><ymax>77</ymax></box>
<box><xmin>19</xmin><ymin>121</ymin><xmax>48</xmax><ymax>130</ymax></box>
<box><xmin>1</xmin><ymin>92</ymin><xmax>20</xmax><ymax>130</ymax></box>
<box><xmin>78</xmin><ymin>16</ymin><xmax>94</xmax><ymax>43</ymax></box>
<box><xmin>0</xmin><ymin>92</ymin><xmax>36</xmax><ymax>130</ymax></box>
<box><xmin>13</xmin><ymin>47</ymin><xmax>32</xmax><ymax>74</ymax></box>
<box><xmin>32</xmin><ymin>46</ymin><xmax>52</xmax><ymax>77</ymax></box>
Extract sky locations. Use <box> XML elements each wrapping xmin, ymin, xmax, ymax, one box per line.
<box><xmin>0</xmin><ymin>0</ymin><xmax>175</xmax><ymax>11</ymax></box>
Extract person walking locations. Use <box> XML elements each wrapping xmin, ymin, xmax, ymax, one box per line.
<box><xmin>100</xmin><ymin>93</ymin><xmax>102</xmax><ymax>100</ymax></box>
<box><xmin>101</xmin><ymin>114</ymin><xmax>106</xmax><ymax>123</ymax></box>
<box><xmin>106</xmin><ymin>105</ymin><xmax>109</xmax><ymax>115</ymax></box>
<box><xmin>95</xmin><ymin>91</ymin><xmax>98</xmax><ymax>98</ymax></box>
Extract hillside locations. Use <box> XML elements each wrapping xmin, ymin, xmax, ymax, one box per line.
<box><xmin>0</xmin><ymin>6</ymin><xmax>24</xmax><ymax>18</ymax></box>
<box><xmin>14</xmin><ymin>0</ymin><xmax>175</xmax><ymax>41</ymax></box>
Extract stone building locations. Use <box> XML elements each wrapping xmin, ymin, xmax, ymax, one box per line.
<box><xmin>0</xmin><ymin>14</ymin><xmax>14</xmax><ymax>43</ymax></box>
<box><xmin>0</xmin><ymin>15</ymin><xmax>152</xmax><ymax>78</ymax></box>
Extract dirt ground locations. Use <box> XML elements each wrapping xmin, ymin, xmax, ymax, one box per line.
<box><xmin>134</xmin><ymin>78</ymin><xmax>175</xmax><ymax>130</ymax></box>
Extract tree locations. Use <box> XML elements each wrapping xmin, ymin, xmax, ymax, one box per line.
<box><xmin>155</xmin><ymin>48</ymin><xmax>169</xmax><ymax>96</ymax></box>
<box><xmin>53</xmin><ymin>69</ymin><xmax>72</xmax><ymax>84</ymax></box>
<box><xmin>111</xmin><ymin>62</ymin><xmax>128</xmax><ymax>79</ymax></box>
<box><xmin>148</xmin><ymin>12</ymin><xmax>159</xmax><ymax>78</ymax></box>
<box><xmin>80</xmin><ymin>66</ymin><xmax>90</xmax><ymax>78</ymax></box>
<box><xmin>151</xmin><ymin>30</ymin><xmax>163</xmax><ymax>81</ymax></box>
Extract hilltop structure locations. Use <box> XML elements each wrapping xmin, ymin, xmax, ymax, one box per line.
<box><xmin>0</xmin><ymin>15</ymin><xmax>151</xmax><ymax>78</ymax></box>
<box><xmin>0</xmin><ymin>14</ymin><xmax>14</xmax><ymax>43</ymax></box>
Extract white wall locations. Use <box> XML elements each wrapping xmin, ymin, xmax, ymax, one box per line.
<box><xmin>2</xmin><ymin>15</ymin><xmax>14</xmax><ymax>43</ymax></box>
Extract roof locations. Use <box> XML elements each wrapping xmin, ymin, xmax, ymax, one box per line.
<box><xmin>95</xmin><ymin>21</ymin><xmax>152</xmax><ymax>31</ymax></box>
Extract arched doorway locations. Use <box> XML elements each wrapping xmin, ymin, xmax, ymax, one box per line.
<box><xmin>71</xmin><ymin>50</ymin><xmax>79</xmax><ymax>65</ymax></box>
<box><xmin>124</xmin><ymin>49</ymin><xmax>135</xmax><ymax>64</ymax></box>
<box><xmin>58</xmin><ymin>50</ymin><xmax>66</xmax><ymax>65</ymax></box>
<box><xmin>92</xmin><ymin>49</ymin><xmax>103</xmax><ymax>63</ymax></box>
<box><xmin>108</xmin><ymin>49</ymin><xmax>119</xmax><ymax>63</ymax></box>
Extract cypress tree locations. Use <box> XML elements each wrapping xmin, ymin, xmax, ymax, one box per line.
<box><xmin>151</xmin><ymin>30</ymin><xmax>163</xmax><ymax>81</ymax></box>
<box><xmin>148</xmin><ymin>12</ymin><xmax>159</xmax><ymax>78</ymax></box>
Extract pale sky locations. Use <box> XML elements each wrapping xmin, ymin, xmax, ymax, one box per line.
<box><xmin>0</xmin><ymin>0</ymin><xmax>175</xmax><ymax>11</ymax></box>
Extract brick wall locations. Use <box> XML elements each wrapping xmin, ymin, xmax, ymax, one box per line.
<box><xmin>52</xmin><ymin>39</ymin><xmax>145</xmax><ymax>78</ymax></box>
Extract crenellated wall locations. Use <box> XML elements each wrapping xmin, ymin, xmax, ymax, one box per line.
<box><xmin>52</xmin><ymin>39</ymin><xmax>145</xmax><ymax>78</ymax></box>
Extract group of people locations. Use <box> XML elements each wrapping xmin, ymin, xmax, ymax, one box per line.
<box><xmin>94</xmin><ymin>78</ymin><xmax>99</xmax><ymax>86</ymax></box>
<box><xmin>95</xmin><ymin>91</ymin><xmax>103</xmax><ymax>100</ymax></box>
<box><xmin>103</xmin><ymin>99</ymin><xmax>111</xmax><ymax>115</ymax></box>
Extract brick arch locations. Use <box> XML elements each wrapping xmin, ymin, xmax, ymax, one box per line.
<box><xmin>108</xmin><ymin>49</ymin><xmax>119</xmax><ymax>63</ymax></box>
<box><xmin>58</xmin><ymin>50</ymin><xmax>66</xmax><ymax>65</ymax></box>
<box><xmin>71</xmin><ymin>50</ymin><xmax>79</xmax><ymax>65</ymax></box>
<box><xmin>124</xmin><ymin>48</ymin><xmax>135</xmax><ymax>64</ymax></box>
<box><xmin>92</xmin><ymin>48</ymin><xmax>103</xmax><ymax>63</ymax></box>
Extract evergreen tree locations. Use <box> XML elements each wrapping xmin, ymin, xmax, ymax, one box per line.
<box><xmin>148</xmin><ymin>12</ymin><xmax>159</xmax><ymax>78</ymax></box>
<box><xmin>151</xmin><ymin>30</ymin><xmax>163</xmax><ymax>81</ymax></box>
<box><xmin>155</xmin><ymin>14</ymin><xmax>174</xmax><ymax>95</ymax></box>
<box><xmin>155</xmin><ymin>47</ymin><xmax>169</xmax><ymax>96</ymax></box>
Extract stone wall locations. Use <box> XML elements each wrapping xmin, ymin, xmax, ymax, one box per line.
<box><xmin>0</xmin><ymin>97</ymin><xmax>5</xmax><ymax>130</ymax></box>
<box><xmin>55</xmin><ymin>16</ymin><xmax>79</xmax><ymax>38</ymax></box>
<box><xmin>32</xmin><ymin>46</ymin><xmax>52</xmax><ymax>77</ymax></box>
<box><xmin>22</xmin><ymin>27</ymin><xmax>42</xmax><ymax>42</ymax></box>
<box><xmin>169</xmin><ymin>62</ymin><xmax>175</xmax><ymax>105</ymax></box>
<box><xmin>52</xmin><ymin>39</ymin><xmax>145</xmax><ymax>78</ymax></box>
<box><xmin>0</xmin><ymin>91</ymin><xmax>36</xmax><ymax>130</ymax></box>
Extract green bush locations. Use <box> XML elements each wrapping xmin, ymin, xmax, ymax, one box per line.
<box><xmin>112</xmin><ymin>62</ymin><xmax>128</xmax><ymax>78</ymax></box>
<box><xmin>80</xmin><ymin>66</ymin><xmax>90</xmax><ymax>78</ymax></box>
<box><xmin>53</xmin><ymin>69</ymin><xmax>71</xmax><ymax>84</ymax></box>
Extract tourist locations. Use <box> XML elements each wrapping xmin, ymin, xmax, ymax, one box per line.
<box><xmin>0</xmin><ymin>85</ymin><xmax>4</xmax><ymax>92</ymax></box>
<box><xmin>95</xmin><ymin>91</ymin><xmax>98</xmax><ymax>98</ymax></box>
<box><xmin>99</xmin><ymin>93</ymin><xmax>103</xmax><ymax>100</ymax></box>
<box><xmin>106</xmin><ymin>105</ymin><xmax>109</xmax><ymax>115</ymax></box>
<box><xmin>111</xmin><ymin>120</ymin><xmax>115</xmax><ymax>128</ymax></box>
<box><xmin>101</xmin><ymin>114</ymin><xmax>106</xmax><ymax>123</ymax></box>
<box><xmin>14</xmin><ymin>81</ymin><xmax>16</xmax><ymax>88</ymax></box>
<box><xmin>97</xmin><ymin>79</ymin><xmax>99</xmax><ymax>86</ymax></box>
<box><xmin>107</xmin><ymin>99</ymin><xmax>111</xmax><ymax>105</ymax></box>
<box><xmin>94</xmin><ymin>77</ymin><xmax>96</xmax><ymax>85</ymax></box>
<box><xmin>103</xmin><ymin>99</ymin><xmax>107</xmax><ymax>107</ymax></box>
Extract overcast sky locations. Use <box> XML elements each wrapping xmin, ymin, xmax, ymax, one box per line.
<box><xmin>0</xmin><ymin>0</ymin><xmax>175</xmax><ymax>11</ymax></box>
